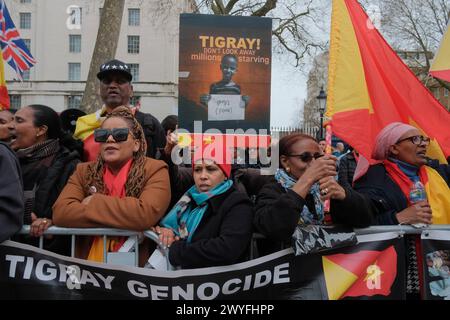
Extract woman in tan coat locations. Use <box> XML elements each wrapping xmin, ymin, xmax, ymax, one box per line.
<box><xmin>53</xmin><ymin>106</ymin><xmax>170</xmax><ymax>264</ymax></box>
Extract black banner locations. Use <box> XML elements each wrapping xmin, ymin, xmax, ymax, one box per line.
<box><xmin>0</xmin><ymin>232</ymin><xmax>405</xmax><ymax>300</ymax></box>
<box><xmin>0</xmin><ymin>241</ymin><xmax>291</xmax><ymax>300</ymax></box>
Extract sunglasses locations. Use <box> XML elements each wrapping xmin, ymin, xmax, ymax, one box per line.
<box><xmin>396</xmin><ymin>135</ymin><xmax>430</xmax><ymax>146</ymax></box>
<box><xmin>94</xmin><ymin>128</ymin><xmax>130</xmax><ymax>143</ymax></box>
<box><xmin>287</xmin><ymin>152</ymin><xmax>324</xmax><ymax>162</ymax></box>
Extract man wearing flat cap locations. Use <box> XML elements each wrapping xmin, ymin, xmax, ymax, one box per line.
<box><xmin>74</xmin><ymin>59</ymin><xmax>166</xmax><ymax>161</ymax></box>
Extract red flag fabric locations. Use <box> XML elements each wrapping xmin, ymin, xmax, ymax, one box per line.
<box><xmin>327</xmin><ymin>0</ymin><xmax>450</xmax><ymax>168</ymax></box>
<box><xmin>0</xmin><ymin>46</ymin><xmax>8</xmax><ymax>109</ymax></box>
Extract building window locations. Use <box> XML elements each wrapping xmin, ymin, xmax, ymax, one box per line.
<box><xmin>22</xmin><ymin>70</ymin><xmax>30</xmax><ymax>81</ymax></box>
<box><xmin>20</xmin><ymin>0</ymin><xmax>31</xmax><ymax>3</ymax></box>
<box><xmin>68</xmin><ymin>6</ymin><xmax>82</xmax><ymax>27</ymax></box>
<box><xmin>128</xmin><ymin>9</ymin><xmax>140</xmax><ymax>26</ymax></box>
<box><xmin>68</xmin><ymin>63</ymin><xmax>81</xmax><ymax>81</ymax></box>
<box><xmin>68</xmin><ymin>95</ymin><xmax>82</xmax><ymax>109</ymax></box>
<box><xmin>445</xmin><ymin>88</ymin><xmax>449</xmax><ymax>97</ymax></box>
<box><xmin>128</xmin><ymin>64</ymin><xmax>139</xmax><ymax>81</ymax></box>
<box><xmin>69</xmin><ymin>35</ymin><xmax>81</xmax><ymax>53</ymax></box>
<box><xmin>10</xmin><ymin>95</ymin><xmax>22</xmax><ymax>109</ymax></box>
<box><xmin>130</xmin><ymin>96</ymin><xmax>141</xmax><ymax>107</ymax></box>
<box><xmin>127</xmin><ymin>36</ymin><xmax>140</xmax><ymax>54</ymax></box>
<box><xmin>20</xmin><ymin>13</ymin><xmax>31</xmax><ymax>29</ymax></box>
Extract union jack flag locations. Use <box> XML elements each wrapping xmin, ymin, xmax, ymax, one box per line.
<box><xmin>0</xmin><ymin>0</ymin><xmax>36</xmax><ymax>80</ymax></box>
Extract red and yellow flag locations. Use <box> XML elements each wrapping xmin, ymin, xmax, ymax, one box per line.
<box><xmin>323</xmin><ymin>246</ymin><xmax>397</xmax><ymax>299</ymax></box>
<box><xmin>430</xmin><ymin>22</ymin><xmax>450</xmax><ymax>82</ymax></box>
<box><xmin>326</xmin><ymin>0</ymin><xmax>450</xmax><ymax>165</ymax></box>
<box><xmin>74</xmin><ymin>109</ymin><xmax>105</xmax><ymax>161</ymax></box>
<box><xmin>0</xmin><ymin>47</ymin><xmax>9</xmax><ymax>110</ymax></box>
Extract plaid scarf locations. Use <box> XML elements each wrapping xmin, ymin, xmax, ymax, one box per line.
<box><xmin>17</xmin><ymin>139</ymin><xmax>60</xmax><ymax>223</ymax></box>
<box><xmin>16</xmin><ymin>139</ymin><xmax>60</xmax><ymax>162</ymax></box>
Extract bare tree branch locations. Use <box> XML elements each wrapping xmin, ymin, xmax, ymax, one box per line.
<box><xmin>252</xmin><ymin>0</ymin><xmax>277</xmax><ymax>17</ymax></box>
<box><xmin>191</xmin><ymin>0</ymin><xmax>327</xmax><ymax>67</ymax></box>
<box><xmin>213</xmin><ymin>0</ymin><xmax>226</xmax><ymax>14</ymax></box>
<box><xmin>225</xmin><ymin>0</ymin><xmax>241</xmax><ymax>13</ymax></box>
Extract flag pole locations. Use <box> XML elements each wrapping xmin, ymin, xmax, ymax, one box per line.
<box><xmin>323</xmin><ymin>123</ymin><xmax>332</xmax><ymax>223</ymax></box>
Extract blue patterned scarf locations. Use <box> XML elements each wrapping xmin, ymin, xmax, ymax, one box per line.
<box><xmin>275</xmin><ymin>168</ymin><xmax>324</xmax><ymax>225</ymax></box>
<box><xmin>161</xmin><ymin>180</ymin><xmax>233</xmax><ymax>242</ymax></box>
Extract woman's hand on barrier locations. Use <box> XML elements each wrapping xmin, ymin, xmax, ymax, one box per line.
<box><xmin>154</xmin><ymin>226</ymin><xmax>180</xmax><ymax>248</ymax></box>
<box><xmin>396</xmin><ymin>200</ymin><xmax>432</xmax><ymax>225</ymax></box>
<box><xmin>30</xmin><ymin>215</ymin><xmax>52</xmax><ymax>238</ymax></box>
<box><xmin>318</xmin><ymin>176</ymin><xmax>346</xmax><ymax>201</ymax></box>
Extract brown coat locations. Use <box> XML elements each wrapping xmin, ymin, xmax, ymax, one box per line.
<box><xmin>52</xmin><ymin>158</ymin><xmax>171</xmax><ymax>265</ymax></box>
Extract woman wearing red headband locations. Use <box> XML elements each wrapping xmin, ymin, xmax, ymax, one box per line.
<box><xmin>153</xmin><ymin>143</ymin><xmax>254</xmax><ymax>269</ymax></box>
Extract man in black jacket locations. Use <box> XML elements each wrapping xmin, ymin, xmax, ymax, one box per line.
<box><xmin>74</xmin><ymin>59</ymin><xmax>166</xmax><ymax>160</ymax></box>
<box><xmin>0</xmin><ymin>142</ymin><xmax>23</xmax><ymax>242</ymax></box>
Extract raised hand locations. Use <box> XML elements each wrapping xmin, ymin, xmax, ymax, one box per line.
<box><xmin>318</xmin><ymin>176</ymin><xmax>346</xmax><ymax>201</ymax></box>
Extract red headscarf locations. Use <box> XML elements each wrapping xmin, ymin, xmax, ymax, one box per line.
<box><xmin>192</xmin><ymin>141</ymin><xmax>232</xmax><ymax>178</ymax></box>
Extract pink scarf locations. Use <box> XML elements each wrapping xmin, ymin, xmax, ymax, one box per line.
<box><xmin>353</xmin><ymin>122</ymin><xmax>417</xmax><ymax>181</ymax></box>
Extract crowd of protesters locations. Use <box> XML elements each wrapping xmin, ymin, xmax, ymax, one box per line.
<box><xmin>0</xmin><ymin>59</ymin><xmax>449</xmax><ymax>275</ymax></box>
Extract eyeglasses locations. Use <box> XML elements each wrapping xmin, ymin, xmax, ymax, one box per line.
<box><xmin>287</xmin><ymin>152</ymin><xmax>324</xmax><ymax>162</ymax></box>
<box><xmin>94</xmin><ymin>128</ymin><xmax>130</xmax><ymax>143</ymax></box>
<box><xmin>396</xmin><ymin>135</ymin><xmax>430</xmax><ymax>146</ymax></box>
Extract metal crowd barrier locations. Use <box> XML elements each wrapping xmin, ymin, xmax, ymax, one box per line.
<box><xmin>355</xmin><ymin>225</ymin><xmax>450</xmax><ymax>235</ymax></box>
<box><xmin>143</xmin><ymin>230</ymin><xmax>172</xmax><ymax>270</ymax></box>
<box><xmin>16</xmin><ymin>226</ymin><xmax>141</xmax><ymax>267</ymax></box>
<box><xmin>16</xmin><ymin>225</ymin><xmax>450</xmax><ymax>267</ymax></box>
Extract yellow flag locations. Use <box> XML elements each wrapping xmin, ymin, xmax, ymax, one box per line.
<box><xmin>430</xmin><ymin>22</ymin><xmax>450</xmax><ymax>82</ymax></box>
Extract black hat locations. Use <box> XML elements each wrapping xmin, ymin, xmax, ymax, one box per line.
<box><xmin>97</xmin><ymin>59</ymin><xmax>132</xmax><ymax>82</ymax></box>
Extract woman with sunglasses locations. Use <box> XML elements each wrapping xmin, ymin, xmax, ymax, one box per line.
<box><xmin>353</xmin><ymin>122</ymin><xmax>450</xmax><ymax>226</ymax></box>
<box><xmin>254</xmin><ymin>133</ymin><xmax>373</xmax><ymax>255</ymax></box>
<box><xmin>53</xmin><ymin>107</ymin><xmax>171</xmax><ymax>264</ymax></box>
